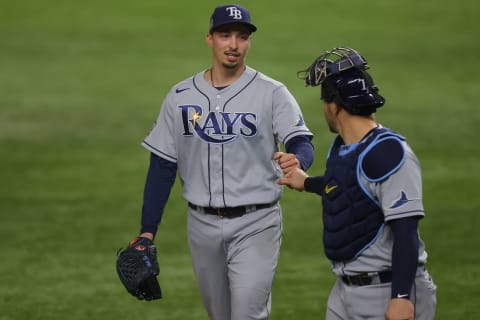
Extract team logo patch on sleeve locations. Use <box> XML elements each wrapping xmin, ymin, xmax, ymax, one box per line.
<box><xmin>292</xmin><ymin>114</ymin><xmax>305</xmax><ymax>127</ymax></box>
<box><xmin>389</xmin><ymin>191</ymin><xmax>413</xmax><ymax>209</ymax></box>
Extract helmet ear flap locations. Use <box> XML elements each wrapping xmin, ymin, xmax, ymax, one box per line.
<box><xmin>361</xmin><ymin>71</ymin><xmax>382</xmax><ymax>99</ymax></box>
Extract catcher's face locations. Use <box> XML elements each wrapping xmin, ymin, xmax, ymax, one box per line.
<box><xmin>206</xmin><ymin>24</ymin><xmax>251</xmax><ymax>70</ymax></box>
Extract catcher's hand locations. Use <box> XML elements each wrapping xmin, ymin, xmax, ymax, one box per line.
<box><xmin>116</xmin><ymin>237</ymin><xmax>162</xmax><ymax>300</ymax></box>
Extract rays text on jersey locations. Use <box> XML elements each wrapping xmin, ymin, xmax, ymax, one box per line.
<box><xmin>179</xmin><ymin>105</ymin><xmax>258</xmax><ymax>144</ymax></box>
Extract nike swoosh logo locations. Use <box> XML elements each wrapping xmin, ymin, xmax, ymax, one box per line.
<box><xmin>397</xmin><ymin>293</ymin><xmax>409</xmax><ymax>298</ymax></box>
<box><xmin>324</xmin><ymin>185</ymin><xmax>338</xmax><ymax>194</ymax></box>
<box><xmin>175</xmin><ymin>87</ymin><xmax>190</xmax><ymax>93</ymax></box>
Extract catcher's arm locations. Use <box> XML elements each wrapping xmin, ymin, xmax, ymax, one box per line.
<box><xmin>276</xmin><ymin>167</ymin><xmax>310</xmax><ymax>191</ymax></box>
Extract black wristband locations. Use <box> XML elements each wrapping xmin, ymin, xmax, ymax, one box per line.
<box><xmin>304</xmin><ymin>176</ymin><xmax>324</xmax><ymax>195</ymax></box>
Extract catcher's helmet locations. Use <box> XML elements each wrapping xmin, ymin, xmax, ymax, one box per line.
<box><xmin>298</xmin><ymin>47</ymin><xmax>385</xmax><ymax>115</ymax></box>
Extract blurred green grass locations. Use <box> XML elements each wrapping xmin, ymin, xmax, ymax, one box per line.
<box><xmin>1</xmin><ymin>0</ymin><xmax>479</xmax><ymax>319</ymax></box>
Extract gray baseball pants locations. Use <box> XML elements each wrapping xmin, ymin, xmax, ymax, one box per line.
<box><xmin>326</xmin><ymin>268</ymin><xmax>437</xmax><ymax>319</ymax></box>
<box><xmin>187</xmin><ymin>203</ymin><xmax>282</xmax><ymax>320</ymax></box>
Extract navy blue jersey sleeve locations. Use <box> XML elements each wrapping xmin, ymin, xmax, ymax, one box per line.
<box><xmin>389</xmin><ymin>217</ymin><xmax>420</xmax><ymax>300</ymax></box>
<box><xmin>285</xmin><ymin>135</ymin><xmax>314</xmax><ymax>171</ymax></box>
<box><xmin>140</xmin><ymin>153</ymin><xmax>177</xmax><ymax>236</ymax></box>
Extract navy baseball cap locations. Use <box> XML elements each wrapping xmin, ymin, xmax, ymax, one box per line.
<box><xmin>209</xmin><ymin>4</ymin><xmax>257</xmax><ymax>34</ymax></box>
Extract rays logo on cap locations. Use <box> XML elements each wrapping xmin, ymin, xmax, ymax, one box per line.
<box><xmin>226</xmin><ymin>6</ymin><xmax>243</xmax><ymax>19</ymax></box>
<box><xmin>209</xmin><ymin>4</ymin><xmax>257</xmax><ymax>33</ymax></box>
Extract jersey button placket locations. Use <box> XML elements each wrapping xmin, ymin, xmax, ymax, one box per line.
<box><xmin>215</xmin><ymin>94</ymin><xmax>221</xmax><ymax>111</ymax></box>
<box><xmin>211</xmin><ymin>147</ymin><xmax>223</xmax><ymax>208</ymax></box>
<box><xmin>211</xmin><ymin>95</ymin><xmax>224</xmax><ymax>208</ymax></box>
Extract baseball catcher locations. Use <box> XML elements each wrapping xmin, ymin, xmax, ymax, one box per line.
<box><xmin>116</xmin><ymin>237</ymin><xmax>162</xmax><ymax>300</ymax></box>
<box><xmin>278</xmin><ymin>46</ymin><xmax>437</xmax><ymax>319</ymax></box>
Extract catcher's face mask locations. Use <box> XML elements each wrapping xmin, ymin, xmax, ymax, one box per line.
<box><xmin>298</xmin><ymin>47</ymin><xmax>385</xmax><ymax>115</ymax></box>
<box><xmin>297</xmin><ymin>47</ymin><xmax>369</xmax><ymax>87</ymax></box>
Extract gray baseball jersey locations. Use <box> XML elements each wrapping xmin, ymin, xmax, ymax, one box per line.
<box><xmin>143</xmin><ymin>66</ymin><xmax>312</xmax><ymax>320</ymax></box>
<box><xmin>142</xmin><ymin>66</ymin><xmax>312</xmax><ymax>208</ymax></box>
<box><xmin>332</xmin><ymin>134</ymin><xmax>428</xmax><ymax>275</ymax></box>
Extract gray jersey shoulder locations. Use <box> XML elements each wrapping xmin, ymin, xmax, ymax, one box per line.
<box><xmin>360</xmin><ymin>141</ymin><xmax>425</xmax><ymax>221</ymax></box>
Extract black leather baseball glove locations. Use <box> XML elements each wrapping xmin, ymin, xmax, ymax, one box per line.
<box><xmin>116</xmin><ymin>237</ymin><xmax>162</xmax><ymax>300</ymax></box>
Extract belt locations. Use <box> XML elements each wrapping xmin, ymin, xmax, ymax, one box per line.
<box><xmin>341</xmin><ymin>271</ymin><xmax>392</xmax><ymax>286</ymax></box>
<box><xmin>188</xmin><ymin>202</ymin><xmax>276</xmax><ymax>218</ymax></box>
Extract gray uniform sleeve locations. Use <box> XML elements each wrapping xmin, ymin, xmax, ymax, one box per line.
<box><xmin>272</xmin><ymin>85</ymin><xmax>312</xmax><ymax>145</ymax></box>
<box><xmin>142</xmin><ymin>90</ymin><xmax>177</xmax><ymax>163</ymax></box>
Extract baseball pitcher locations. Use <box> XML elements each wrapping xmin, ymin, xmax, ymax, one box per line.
<box><xmin>117</xmin><ymin>4</ymin><xmax>314</xmax><ymax>320</ymax></box>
